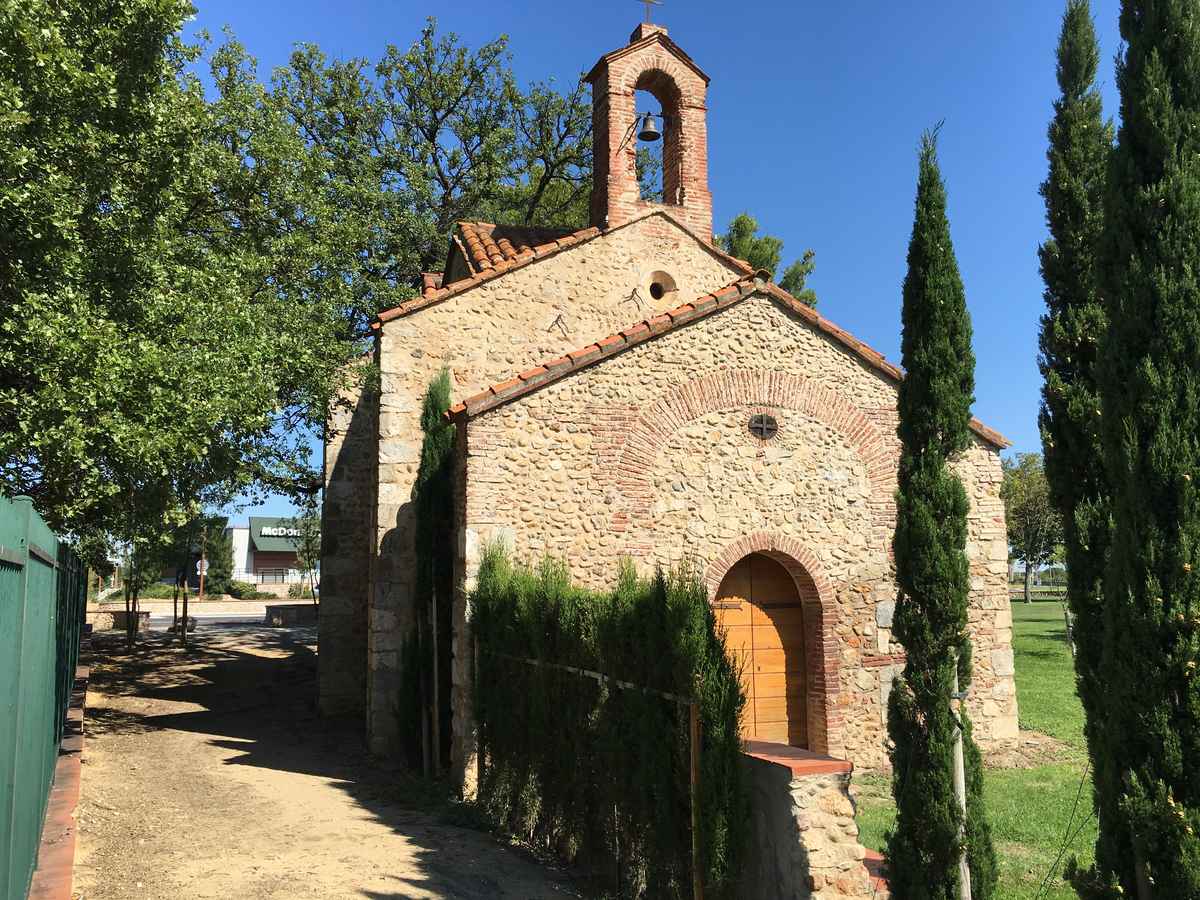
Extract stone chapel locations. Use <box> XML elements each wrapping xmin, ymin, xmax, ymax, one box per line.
<box><xmin>320</xmin><ymin>21</ymin><xmax>1019</xmax><ymax>778</ymax></box>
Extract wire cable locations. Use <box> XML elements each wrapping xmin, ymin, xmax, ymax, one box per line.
<box><xmin>1033</xmin><ymin>758</ymin><xmax>1092</xmax><ymax>900</ymax></box>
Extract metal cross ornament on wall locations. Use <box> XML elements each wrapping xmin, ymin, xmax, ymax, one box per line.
<box><xmin>638</xmin><ymin>0</ymin><xmax>662</xmax><ymax>24</ymax></box>
<box><xmin>748</xmin><ymin>413</ymin><xmax>779</xmax><ymax>441</ymax></box>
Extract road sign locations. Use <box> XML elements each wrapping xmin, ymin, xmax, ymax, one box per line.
<box><xmin>196</xmin><ymin>560</ymin><xmax>209</xmax><ymax>574</ymax></box>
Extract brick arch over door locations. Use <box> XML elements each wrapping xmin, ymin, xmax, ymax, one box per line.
<box><xmin>706</xmin><ymin>532</ymin><xmax>844</xmax><ymax>757</ymax></box>
<box><xmin>607</xmin><ymin>368</ymin><xmax>895</xmax><ymax>533</ymax></box>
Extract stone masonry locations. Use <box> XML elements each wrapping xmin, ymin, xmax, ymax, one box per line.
<box><xmin>319</xmin><ymin>370</ymin><xmax>376</xmax><ymax>717</ymax></box>
<box><xmin>740</xmin><ymin>751</ymin><xmax>880</xmax><ymax>900</ymax></box>
<box><xmin>319</xmin><ymin>19</ymin><xmax>1018</xmax><ymax>795</ymax></box>
<box><xmin>363</xmin><ymin>212</ymin><xmax>743</xmax><ymax>752</ymax></box>
<box><xmin>453</xmin><ymin>289</ymin><xmax>1017</xmax><ymax>772</ymax></box>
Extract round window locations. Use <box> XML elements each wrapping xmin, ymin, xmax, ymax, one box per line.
<box><xmin>748</xmin><ymin>413</ymin><xmax>779</xmax><ymax>441</ymax></box>
<box><xmin>645</xmin><ymin>269</ymin><xmax>678</xmax><ymax>305</ymax></box>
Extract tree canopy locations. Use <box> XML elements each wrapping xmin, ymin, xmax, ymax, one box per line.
<box><xmin>0</xmin><ymin>6</ymin><xmax>595</xmax><ymax>561</ymax></box>
<box><xmin>1001</xmin><ymin>453</ymin><xmax>1063</xmax><ymax>602</ymax></box>
<box><xmin>714</xmin><ymin>213</ymin><xmax>817</xmax><ymax>306</ymax></box>
<box><xmin>1091</xmin><ymin>0</ymin><xmax>1200</xmax><ymax>893</ymax></box>
<box><xmin>1035</xmin><ymin>0</ymin><xmax>1117</xmax><ymax>886</ymax></box>
<box><xmin>886</xmin><ymin>131</ymin><xmax>997</xmax><ymax>899</ymax></box>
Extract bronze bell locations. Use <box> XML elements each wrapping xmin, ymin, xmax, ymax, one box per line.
<box><xmin>637</xmin><ymin>112</ymin><xmax>661</xmax><ymax>142</ymax></box>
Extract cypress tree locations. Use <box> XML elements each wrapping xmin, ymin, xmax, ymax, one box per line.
<box><xmin>1035</xmin><ymin>2</ymin><xmax>1122</xmax><ymax>891</ymax></box>
<box><xmin>1095</xmin><ymin>0</ymin><xmax>1200</xmax><ymax>893</ymax></box>
<box><xmin>886</xmin><ymin>131</ymin><xmax>997</xmax><ymax>900</ymax></box>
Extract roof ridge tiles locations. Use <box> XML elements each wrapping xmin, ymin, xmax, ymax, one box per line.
<box><xmin>443</xmin><ymin>275</ymin><xmax>1009</xmax><ymax>449</ymax></box>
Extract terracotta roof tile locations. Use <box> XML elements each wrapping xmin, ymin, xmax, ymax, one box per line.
<box><xmin>446</xmin><ymin>275</ymin><xmax>1011</xmax><ymax>450</ymax></box>
<box><xmin>420</xmin><ymin>272</ymin><xmax>444</xmax><ymax>297</ymax></box>
<box><xmin>457</xmin><ymin>221</ymin><xmax>579</xmax><ymax>274</ymax></box>
<box><xmin>375</xmin><ymin>210</ymin><xmax>751</xmax><ymax>325</ymax></box>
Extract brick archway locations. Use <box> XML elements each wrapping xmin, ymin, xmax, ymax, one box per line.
<box><xmin>707</xmin><ymin>532</ymin><xmax>844</xmax><ymax>758</ymax></box>
<box><xmin>607</xmin><ymin>369</ymin><xmax>894</xmax><ymax>545</ymax></box>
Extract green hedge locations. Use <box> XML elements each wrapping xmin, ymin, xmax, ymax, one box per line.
<box><xmin>472</xmin><ymin>546</ymin><xmax>748</xmax><ymax>898</ymax></box>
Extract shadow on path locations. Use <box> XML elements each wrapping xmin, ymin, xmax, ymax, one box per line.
<box><xmin>87</xmin><ymin>625</ymin><xmax>580</xmax><ymax>899</ymax></box>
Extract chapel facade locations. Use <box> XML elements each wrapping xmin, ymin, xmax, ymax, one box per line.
<box><xmin>320</xmin><ymin>22</ymin><xmax>1019</xmax><ymax>775</ymax></box>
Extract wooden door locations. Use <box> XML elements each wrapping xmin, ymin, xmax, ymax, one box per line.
<box><xmin>714</xmin><ymin>553</ymin><xmax>808</xmax><ymax>747</ymax></box>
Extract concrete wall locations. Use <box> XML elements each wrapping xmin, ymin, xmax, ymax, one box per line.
<box><xmin>367</xmin><ymin>212</ymin><xmax>741</xmax><ymax>753</ymax></box>
<box><xmin>458</xmin><ymin>293</ymin><xmax>1017</xmax><ymax>771</ymax></box>
<box><xmin>228</xmin><ymin>527</ymin><xmax>251</xmax><ymax>573</ymax></box>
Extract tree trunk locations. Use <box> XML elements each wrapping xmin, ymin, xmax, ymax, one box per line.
<box><xmin>1024</xmin><ymin>563</ymin><xmax>1033</xmax><ymax>604</ymax></box>
<box><xmin>123</xmin><ymin>557</ymin><xmax>133</xmax><ymax>649</ymax></box>
<box><xmin>198</xmin><ymin>527</ymin><xmax>207</xmax><ymax>602</ymax></box>
<box><xmin>181</xmin><ymin>581</ymin><xmax>190</xmax><ymax>648</ymax></box>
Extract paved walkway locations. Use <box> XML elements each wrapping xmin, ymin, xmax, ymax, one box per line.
<box><xmin>74</xmin><ymin>625</ymin><xmax>580</xmax><ymax>900</ymax></box>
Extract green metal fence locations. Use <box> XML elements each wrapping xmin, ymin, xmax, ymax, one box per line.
<box><xmin>0</xmin><ymin>496</ymin><xmax>86</xmax><ymax>900</ymax></box>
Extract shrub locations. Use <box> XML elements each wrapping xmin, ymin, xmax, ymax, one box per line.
<box><xmin>227</xmin><ymin>580</ymin><xmax>272</xmax><ymax>600</ymax></box>
<box><xmin>227</xmin><ymin>580</ymin><xmax>255</xmax><ymax>599</ymax></box>
<box><xmin>136</xmin><ymin>582</ymin><xmax>178</xmax><ymax>600</ymax></box>
<box><xmin>287</xmin><ymin>583</ymin><xmax>314</xmax><ymax>599</ymax></box>
<box><xmin>472</xmin><ymin>546</ymin><xmax>747</xmax><ymax>898</ymax></box>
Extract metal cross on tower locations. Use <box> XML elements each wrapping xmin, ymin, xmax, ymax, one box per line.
<box><xmin>638</xmin><ymin>0</ymin><xmax>662</xmax><ymax>24</ymax></box>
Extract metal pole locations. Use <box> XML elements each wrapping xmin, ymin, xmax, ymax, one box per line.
<box><xmin>689</xmin><ymin>699</ymin><xmax>703</xmax><ymax>900</ymax></box>
<box><xmin>952</xmin><ymin>666</ymin><xmax>972</xmax><ymax>900</ymax></box>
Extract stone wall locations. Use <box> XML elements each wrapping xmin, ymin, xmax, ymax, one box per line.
<box><xmin>319</xmin><ymin>369</ymin><xmax>376</xmax><ymax>718</ymax></box>
<box><xmin>459</xmin><ymin>293</ymin><xmax>1018</xmax><ymax>770</ymax></box>
<box><xmin>739</xmin><ymin>754</ymin><xmax>877</xmax><ymax>900</ymax></box>
<box><xmin>368</xmin><ymin>212</ymin><xmax>741</xmax><ymax>752</ymax></box>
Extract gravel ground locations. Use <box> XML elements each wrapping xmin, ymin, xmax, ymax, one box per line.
<box><xmin>73</xmin><ymin>624</ymin><xmax>581</xmax><ymax>900</ymax></box>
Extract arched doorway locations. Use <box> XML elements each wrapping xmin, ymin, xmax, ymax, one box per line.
<box><xmin>714</xmin><ymin>552</ymin><xmax>808</xmax><ymax>747</ymax></box>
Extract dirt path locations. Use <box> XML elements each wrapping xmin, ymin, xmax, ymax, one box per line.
<box><xmin>74</xmin><ymin>625</ymin><xmax>581</xmax><ymax>900</ymax></box>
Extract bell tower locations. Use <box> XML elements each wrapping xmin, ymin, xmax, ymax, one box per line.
<box><xmin>585</xmin><ymin>23</ymin><xmax>713</xmax><ymax>242</ymax></box>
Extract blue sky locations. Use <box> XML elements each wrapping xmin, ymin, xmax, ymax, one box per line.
<box><xmin>196</xmin><ymin>0</ymin><xmax>1124</xmax><ymax>519</ymax></box>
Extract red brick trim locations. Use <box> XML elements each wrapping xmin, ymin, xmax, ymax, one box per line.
<box><xmin>441</xmin><ymin>274</ymin><xmax>1009</xmax><ymax>450</ymax></box>
<box><xmin>706</xmin><ymin>532</ymin><xmax>845</xmax><ymax>758</ymax></box>
<box><xmin>28</xmin><ymin>659</ymin><xmax>89</xmax><ymax>900</ymax></box>
<box><xmin>585</xmin><ymin>29</ymin><xmax>710</xmax><ymax>85</ymax></box>
<box><xmin>616</xmin><ymin>369</ymin><xmax>894</xmax><ymax>514</ymax></box>
<box><xmin>862</xmin><ymin>652</ymin><xmax>907</xmax><ymax>668</ymax></box>
<box><xmin>742</xmin><ymin>741</ymin><xmax>853</xmax><ymax>776</ymax></box>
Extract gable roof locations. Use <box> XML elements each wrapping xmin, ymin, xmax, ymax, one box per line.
<box><xmin>372</xmin><ymin>209</ymin><xmax>753</xmax><ymax>329</ymax></box>
<box><xmin>448</xmin><ymin>274</ymin><xmax>1010</xmax><ymax>449</ymax></box>
<box><xmin>584</xmin><ymin>29</ymin><xmax>710</xmax><ymax>85</ymax></box>
<box><xmin>455</xmin><ymin>221</ymin><xmax>581</xmax><ymax>275</ymax></box>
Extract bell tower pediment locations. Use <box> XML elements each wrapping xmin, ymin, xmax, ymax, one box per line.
<box><xmin>585</xmin><ymin>24</ymin><xmax>713</xmax><ymax>242</ymax></box>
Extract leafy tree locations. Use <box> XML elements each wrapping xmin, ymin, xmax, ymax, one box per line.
<box><xmin>202</xmin><ymin>518</ymin><xmax>234</xmax><ymax>598</ymax></box>
<box><xmin>715</xmin><ymin>213</ymin><xmax>817</xmax><ymax>307</ymax></box>
<box><xmin>1001</xmin><ymin>453</ymin><xmax>1063</xmax><ymax>603</ymax></box>
<box><xmin>274</xmin><ymin>19</ymin><xmax>594</xmax><ymax>288</ymax></box>
<box><xmin>886</xmin><ymin>131</ymin><xmax>997</xmax><ymax>899</ymax></box>
<box><xmin>1036</xmin><ymin>2</ymin><xmax>1118</xmax><ymax>888</ymax></box>
<box><xmin>0</xmin><ymin>1</ymin><xmax>369</xmax><ymax>545</ymax></box>
<box><xmin>287</xmin><ymin>498</ymin><xmax>322</xmax><ymax>606</ymax></box>
<box><xmin>779</xmin><ymin>250</ymin><xmax>817</xmax><ymax>307</ymax></box>
<box><xmin>1091</xmin><ymin>0</ymin><xmax>1200</xmax><ymax>894</ymax></box>
<box><xmin>636</xmin><ymin>146</ymin><xmax>663</xmax><ymax>202</ymax></box>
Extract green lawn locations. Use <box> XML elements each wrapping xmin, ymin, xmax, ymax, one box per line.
<box><xmin>855</xmin><ymin>601</ymin><xmax>1098</xmax><ymax>899</ymax></box>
